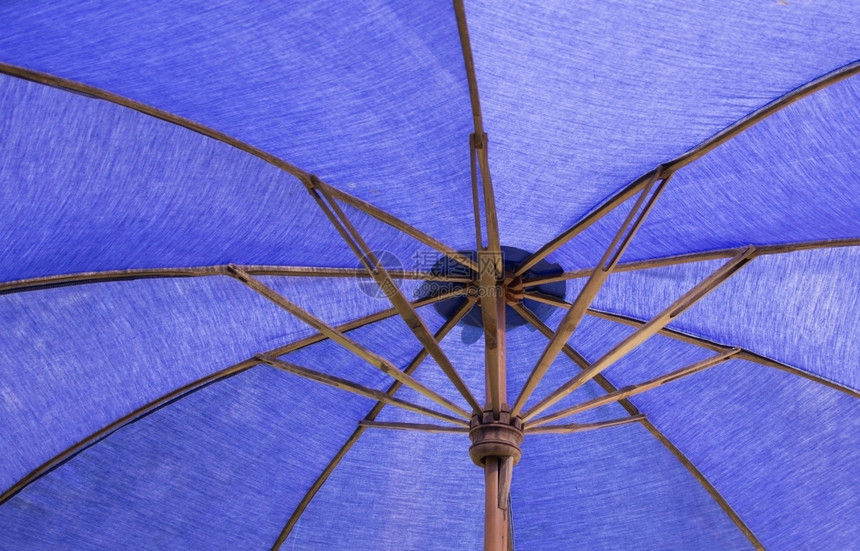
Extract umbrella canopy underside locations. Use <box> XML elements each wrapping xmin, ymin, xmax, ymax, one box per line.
<box><xmin>1</xmin><ymin>1</ymin><xmax>858</xmax><ymax>549</ymax></box>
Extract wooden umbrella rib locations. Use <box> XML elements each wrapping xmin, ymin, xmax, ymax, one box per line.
<box><xmin>523</xmin><ymin>291</ymin><xmax>576</xmax><ymax>309</ymax></box>
<box><xmin>639</xmin><ymin>418</ymin><xmax>765</xmax><ymax>550</ymax></box>
<box><xmin>0</xmin><ymin>62</ymin><xmax>478</xmax><ymax>282</ymax></box>
<box><xmin>267</xmin><ymin>287</ymin><xmax>466</xmax><ymax>358</ymax></box>
<box><xmin>271</xmin><ymin>297</ymin><xmax>477</xmax><ymax>548</ymax></box>
<box><xmin>525</xmin><ymin>414</ymin><xmax>645</xmax><ymax>434</ymax></box>
<box><xmin>666</xmin><ymin>60</ymin><xmax>860</xmax><ymax>170</ymax></box>
<box><xmin>510</xmin><ymin>303</ymin><xmax>764</xmax><ymax>550</ymax></box>
<box><xmin>271</xmin><ymin>426</ymin><xmax>363</xmax><ymax>550</ymax></box>
<box><xmin>0</xmin><ymin>361</ymin><xmax>255</xmax><ymax>505</ymax></box>
<box><xmin>241</xmin><ymin>266</ymin><xmax>469</xmax><ymax>282</ymax></box>
<box><xmin>0</xmin><ymin>266</ymin><xmax>227</xmax><ymax>295</ymax></box>
<box><xmin>0</xmin><ymin>62</ymin><xmax>308</xmax><ymax>180</ymax></box>
<box><xmin>588</xmin><ymin>308</ymin><xmax>860</xmax><ymax>399</ymax></box>
<box><xmin>522</xmin><ymin>237</ymin><xmax>860</xmax><ymax>286</ymax></box>
<box><xmin>602</xmin><ymin>171</ymin><xmax>673</xmax><ymax>270</ymax></box>
<box><xmin>0</xmin><ymin>265</ymin><xmax>470</xmax><ymax>296</ymax></box>
<box><xmin>735</xmin><ymin>351</ymin><xmax>860</xmax><ymax>399</ymax></box>
<box><xmin>358</xmin><ymin>420</ymin><xmax>468</xmax><ymax>433</ymax></box>
<box><xmin>524</xmin><ymin>291</ymin><xmax>727</xmax><ymax>355</ymax></box>
<box><xmin>470</xmin><ymin>133</ymin><xmax>502</xmax><ymax>277</ymax></box>
<box><xmin>453</xmin><ymin>0</ymin><xmax>484</xmax><ymax>134</ymax></box>
<box><xmin>477</xmin><ymin>147</ymin><xmax>501</xmax><ymax>271</ymax></box>
<box><xmin>527</xmin><ymin>296</ymin><xmax>860</xmax><ymax>400</ymax></box>
<box><xmin>0</xmin><ymin>292</ymin><xmax>464</xmax><ymax>506</ymax></box>
<box><xmin>454</xmin><ymin>0</ymin><xmax>502</xmax><ymax>272</ymax></box>
<box><xmin>523</xmin><ymin>248</ymin><xmax>755</xmax><ymax>421</ymax></box>
<box><xmin>527</xmin><ymin>349</ymin><xmax>741</xmax><ymax>428</ymax></box>
<box><xmin>644</xmin><ymin>238</ymin><xmax>860</xmax><ymax>273</ymax></box>
<box><xmin>470</xmin><ymin>139</ymin><xmax>484</xmax><ymax>254</ymax></box>
<box><xmin>258</xmin><ymin>356</ymin><xmax>468</xmax><ymax>427</ymax></box>
<box><xmin>517</xmin><ymin>61</ymin><xmax>860</xmax><ymax>274</ymax></box>
<box><xmin>229</xmin><ymin>265</ymin><xmax>472</xmax><ymax>419</ymax></box>
<box><xmin>751</xmin><ymin>237</ymin><xmax>860</xmax><ymax>256</ymax></box>
<box><xmin>587</xmin><ymin>307</ymin><xmax>724</xmax><ymax>352</ymax></box>
<box><xmin>307</xmin><ymin>181</ymin><xmax>483</xmax><ymax>413</ymax></box>
<box><xmin>511</xmin><ymin>302</ymin><xmax>648</xmax><ymax>419</ymax></box>
<box><xmin>511</xmin><ymin>168</ymin><xmax>669</xmax><ymax>417</ymax></box>
<box><xmin>318</xmin><ymin>182</ymin><xmax>479</xmax><ymax>273</ymax></box>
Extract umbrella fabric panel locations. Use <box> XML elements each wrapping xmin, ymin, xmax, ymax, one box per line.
<box><xmin>258</xmin><ymin>275</ymin><xmax>429</xmax><ymax>332</ymax></box>
<box><xmin>512</xmin><ymin>423</ymin><xmax>752</xmax><ymax>551</ymax></box>
<box><xmin>466</xmin><ymin>0</ymin><xmax>860</xmax><ymax>252</ymax></box>
<box><xmin>565</xmin><ymin>316</ymin><xmax>719</xmax><ymax>393</ymax></box>
<box><xmin>509</xmin><ymin>315</ymin><xmax>636</xmax><ymax>420</ymax></box>
<box><xmin>366</xmin><ymin>305</ymin><xmax>486</xmax><ymax>416</ymax></box>
<box><xmin>557</xmin><ymin>74</ymin><xmax>860</xmax><ymax>267</ymax></box>
<box><xmin>504</xmin><ymin>317</ymin><xmax>751</xmax><ymax>550</ymax></box>
<box><xmin>592</xmin><ymin>249</ymin><xmax>860</xmax><ymax>389</ymax></box>
<box><xmin>0</xmin><ymin>1</ymin><xmax>477</xmax><ymax>253</ymax></box>
<box><xmin>0</xmin><ymin>275</ymin><xmax>323</xmax><ymax>494</ymax></box>
<box><xmin>379</xmin><ymin>306</ymin><xmax>625</xmax><ymax>422</ymax></box>
<box><xmin>285</xmin><ymin>429</ymin><xmax>483</xmax><ymax>550</ymax></box>
<box><xmin>284</xmin><ymin>302</ymin><xmax>485</xmax><ymax>420</ymax></box>
<box><xmin>613</xmin><ymin>358</ymin><xmax>860</xmax><ymax>550</ymax></box>
<box><xmin>628</xmin><ymin>73</ymin><xmax>860</xmax><ymax>258</ymax></box>
<box><xmin>0</xmin><ymin>273</ymin><xmax>402</xmax><ymax>497</ymax></box>
<box><xmin>537</xmin><ymin>198</ymin><xmax>640</xmax><ymax>274</ymax></box>
<box><xmin>0</xmin><ymin>75</ymin><xmax>358</xmax><ymax>282</ymax></box>
<box><xmin>568</xmin><ymin>312</ymin><xmax>719</xmax><ymax>368</ymax></box>
<box><xmin>325</xmin><ymin>201</ymin><xmax>442</xmax><ymax>286</ymax></box>
<box><xmin>378</xmin><ymin>315</ymin><xmax>629</xmax><ymax>426</ymax></box>
<box><xmin>279</xmin><ymin>308</ymin><xmax>446</xmax><ymax>394</ymax></box>
<box><xmin>0</xmin><ymin>366</ymin><xmax>377</xmax><ymax>550</ymax></box>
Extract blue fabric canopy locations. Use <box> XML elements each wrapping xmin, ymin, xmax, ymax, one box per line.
<box><xmin>0</xmin><ymin>1</ymin><xmax>857</xmax><ymax>549</ymax></box>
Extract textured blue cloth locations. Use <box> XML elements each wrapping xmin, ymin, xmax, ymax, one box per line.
<box><xmin>0</xmin><ymin>367</ymin><xmax>378</xmax><ymax>549</ymax></box>
<box><xmin>551</xmin><ymin>74</ymin><xmax>860</xmax><ymax>272</ymax></box>
<box><xmin>0</xmin><ymin>0</ymin><xmax>476</xmax><ymax>253</ymax></box>
<box><xmin>467</xmin><ymin>0</ymin><xmax>860</xmax><ymax>251</ymax></box>
<box><xmin>0</xmin><ymin>1</ymin><xmax>858</xmax><ymax>549</ymax></box>
<box><xmin>593</xmin><ymin>248</ymin><xmax>860</xmax><ymax>389</ymax></box>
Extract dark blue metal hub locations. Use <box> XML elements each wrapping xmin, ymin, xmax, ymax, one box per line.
<box><xmin>415</xmin><ymin>246</ymin><xmax>566</xmax><ymax>335</ymax></box>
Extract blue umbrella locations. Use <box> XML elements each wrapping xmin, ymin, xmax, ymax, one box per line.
<box><xmin>1</xmin><ymin>1</ymin><xmax>858</xmax><ymax>549</ymax></box>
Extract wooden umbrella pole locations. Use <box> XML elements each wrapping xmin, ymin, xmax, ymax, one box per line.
<box><xmin>484</xmin><ymin>456</ymin><xmax>507</xmax><ymax>551</ymax></box>
<box><xmin>481</xmin><ymin>289</ymin><xmax>511</xmax><ymax>551</ymax></box>
<box><xmin>454</xmin><ymin>4</ymin><xmax>518</xmax><ymax>544</ymax></box>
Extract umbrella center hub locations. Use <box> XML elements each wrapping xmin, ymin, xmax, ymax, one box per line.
<box><xmin>417</xmin><ymin>245</ymin><xmax>566</xmax><ymax>332</ymax></box>
<box><xmin>469</xmin><ymin>408</ymin><xmax>524</xmax><ymax>467</ymax></box>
